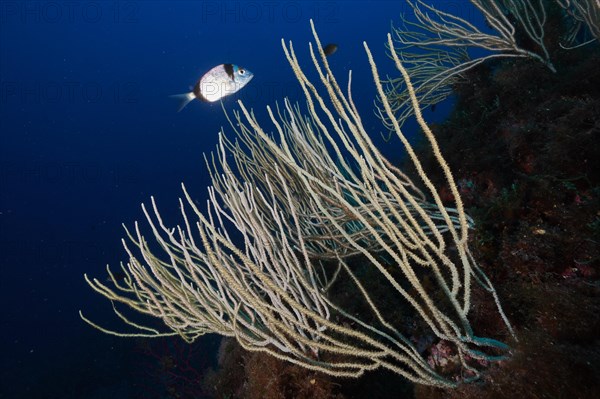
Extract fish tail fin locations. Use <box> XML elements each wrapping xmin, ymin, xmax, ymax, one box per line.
<box><xmin>169</xmin><ymin>92</ymin><xmax>195</xmax><ymax>112</ymax></box>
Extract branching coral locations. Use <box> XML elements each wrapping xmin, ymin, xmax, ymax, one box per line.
<box><xmin>81</xmin><ymin>20</ymin><xmax>515</xmax><ymax>388</ymax></box>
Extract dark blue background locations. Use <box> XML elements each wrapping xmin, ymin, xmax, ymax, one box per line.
<box><xmin>0</xmin><ymin>1</ymin><xmax>481</xmax><ymax>397</ymax></box>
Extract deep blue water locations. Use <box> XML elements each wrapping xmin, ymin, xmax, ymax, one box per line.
<box><xmin>0</xmin><ymin>1</ymin><xmax>483</xmax><ymax>398</ymax></box>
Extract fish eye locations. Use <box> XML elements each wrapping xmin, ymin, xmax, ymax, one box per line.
<box><xmin>238</xmin><ymin>69</ymin><xmax>245</xmax><ymax>75</ymax></box>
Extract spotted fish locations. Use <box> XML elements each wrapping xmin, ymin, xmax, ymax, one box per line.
<box><xmin>171</xmin><ymin>63</ymin><xmax>254</xmax><ymax>111</ymax></box>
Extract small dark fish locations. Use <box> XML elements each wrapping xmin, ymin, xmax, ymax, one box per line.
<box><xmin>430</xmin><ymin>103</ymin><xmax>437</xmax><ymax>112</ymax></box>
<box><xmin>171</xmin><ymin>63</ymin><xmax>254</xmax><ymax>112</ymax></box>
<box><xmin>323</xmin><ymin>43</ymin><xmax>338</xmax><ymax>57</ymax></box>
